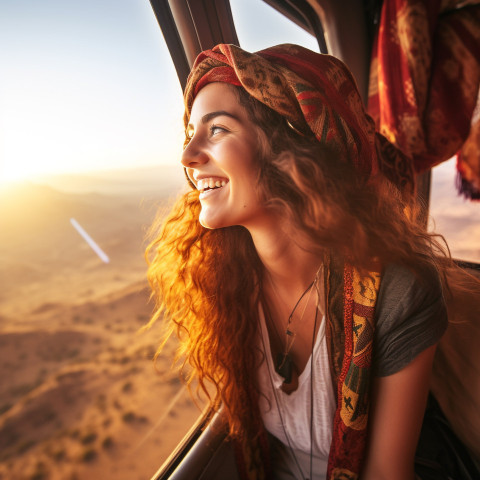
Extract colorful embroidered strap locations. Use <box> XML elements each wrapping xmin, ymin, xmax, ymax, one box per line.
<box><xmin>184</xmin><ymin>43</ymin><xmax>415</xmax><ymax>200</ymax></box>
<box><xmin>327</xmin><ymin>264</ymin><xmax>382</xmax><ymax>479</ymax></box>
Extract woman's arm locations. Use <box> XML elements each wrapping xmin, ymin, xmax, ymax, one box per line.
<box><xmin>361</xmin><ymin>344</ymin><xmax>437</xmax><ymax>480</ymax></box>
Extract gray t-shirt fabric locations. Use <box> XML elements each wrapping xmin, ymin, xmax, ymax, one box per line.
<box><xmin>264</xmin><ymin>263</ymin><xmax>448</xmax><ymax>479</ymax></box>
<box><xmin>373</xmin><ymin>263</ymin><xmax>448</xmax><ymax>377</ymax></box>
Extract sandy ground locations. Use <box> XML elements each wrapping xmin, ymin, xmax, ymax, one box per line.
<box><xmin>0</xmin><ymin>283</ymin><xmax>204</xmax><ymax>480</ymax></box>
<box><xmin>0</xmin><ymin>167</ymin><xmax>206</xmax><ymax>480</ymax></box>
<box><xmin>0</xmin><ymin>161</ymin><xmax>478</xmax><ymax>480</ymax></box>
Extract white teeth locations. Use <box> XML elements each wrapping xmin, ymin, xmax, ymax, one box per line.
<box><xmin>196</xmin><ymin>178</ymin><xmax>228</xmax><ymax>192</ymax></box>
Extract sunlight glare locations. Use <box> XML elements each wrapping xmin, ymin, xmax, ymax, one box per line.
<box><xmin>0</xmin><ymin>0</ymin><xmax>185</xmax><ymax>188</ymax></box>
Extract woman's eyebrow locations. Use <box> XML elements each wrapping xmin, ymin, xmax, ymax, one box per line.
<box><xmin>201</xmin><ymin>110</ymin><xmax>240</xmax><ymax>124</ymax></box>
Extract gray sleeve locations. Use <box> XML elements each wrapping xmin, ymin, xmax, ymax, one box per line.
<box><xmin>373</xmin><ymin>264</ymin><xmax>448</xmax><ymax>377</ymax></box>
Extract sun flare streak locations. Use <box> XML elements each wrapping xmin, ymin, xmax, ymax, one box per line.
<box><xmin>70</xmin><ymin>218</ymin><xmax>110</xmax><ymax>263</ymax></box>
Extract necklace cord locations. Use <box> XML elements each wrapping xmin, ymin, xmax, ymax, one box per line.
<box><xmin>259</xmin><ymin>321</ymin><xmax>307</xmax><ymax>479</ymax></box>
<box><xmin>259</xmin><ymin>270</ymin><xmax>322</xmax><ymax>480</ymax></box>
<box><xmin>309</xmin><ymin>283</ymin><xmax>320</xmax><ymax>480</ymax></box>
<box><xmin>259</xmin><ymin>265</ymin><xmax>323</xmax><ymax>479</ymax></box>
<box><xmin>279</xmin><ymin>279</ymin><xmax>315</xmax><ymax>371</ymax></box>
<box><xmin>266</xmin><ymin>265</ymin><xmax>322</xmax><ymax>379</ymax></box>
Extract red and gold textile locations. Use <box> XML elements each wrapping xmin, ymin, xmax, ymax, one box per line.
<box><xmin>185</xmin><ymin>43</ymin><xmax>415</xmax><ymax>198</ymax></box>
<box><xmin>368</xmin><ymin>0</ymin><xmax>480</xmax><ymax>198</ymax></box>
<box><xmin>324</xmin><ymin>261</ymin><xmax>382</xmax><ymax>480</ymax></box>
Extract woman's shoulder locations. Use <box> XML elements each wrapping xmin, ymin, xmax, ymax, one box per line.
<box><xmin>378</xmin><ymin>262</ymin><xmax>443</xmax><ymax>307</ymax></box>
<box><xmin>373</xmin><ymin>262</ymin><xmax>447</xmax><ymax>376</ymax></box>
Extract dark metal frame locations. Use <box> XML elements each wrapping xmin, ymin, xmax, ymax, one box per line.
<box><xmin>149</xmin><ymin>0</ymin><xmax>239</xmax><ymax>90</ymax></box>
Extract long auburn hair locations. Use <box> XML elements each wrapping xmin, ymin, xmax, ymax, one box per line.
<box><xmin>145</xmin><ymin>85</ymin><xmax>451</xmax><ymax>440</ymax></box>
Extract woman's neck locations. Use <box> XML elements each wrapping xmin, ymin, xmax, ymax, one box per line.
<box><xmin>249</xmin><ymin>219</ymin><xmax>325</xmax><ymax>389</ymax></box>
<box><xmin>248</xmin><ymin>220</ymin><xmax>323</xmax><ymax>298</ymax></box>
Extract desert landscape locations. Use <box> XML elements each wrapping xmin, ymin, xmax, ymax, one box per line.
<box><xmin>429</xmin><ymin>158</ymin><xmax>480</xmax><ymax>262</ymax></box>
<box><xmin>0</xmin><ymin>165</ymin><xmax>206</xmax><ymax>480</ymax></box>
<box><xmin>0</xmin><ymin>159</ymin><xmax>478</xmax><ymax>480</ymax></box>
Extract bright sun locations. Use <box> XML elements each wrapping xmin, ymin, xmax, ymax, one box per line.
<box><xmin>1</xmin><ymin>113</ymin><xmax>82</xmax><ymax>185</ymax></box>
<box><xmin>0</xmin><ymin>72</ymin><xmax>184</xmax><ymax>190</ymax></box>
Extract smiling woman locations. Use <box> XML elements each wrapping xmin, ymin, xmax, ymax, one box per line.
<box><xmin>144</xmin><ymin>43</ymin><xmax>480</xmax><ymax>480</ymax></box>
<box><xmin>183</xmin><ymin>83</ymin><xmax>266</xmax><ymax>230</ymax></box>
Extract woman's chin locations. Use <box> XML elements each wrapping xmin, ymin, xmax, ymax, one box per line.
<box><xmin>199</xmin><ymin>212</ymin><xmax>225</xmax><ymax>230</ymax></box>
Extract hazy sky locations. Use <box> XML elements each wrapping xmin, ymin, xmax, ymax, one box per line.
<box><xmin>0</xmin><ymin>0</ymin><xmax>317</xmax><ymax>184</ymax></box>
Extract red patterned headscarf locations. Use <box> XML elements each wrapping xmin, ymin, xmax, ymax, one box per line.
<box><xmin>184</xmin><ymin>43</ymin><xmax>415</xmax><ymax>199</ymax></box>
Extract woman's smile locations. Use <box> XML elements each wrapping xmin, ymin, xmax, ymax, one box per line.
<box><xmin>196</xmin><ymin>177</ymin><xmax>229</xmax><ymax>198</ymax></box>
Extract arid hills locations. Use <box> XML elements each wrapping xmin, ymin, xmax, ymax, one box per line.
<box><xmin>0</xmin><ymin>159</ymin><xmax>478</xmax><ymax>480</ymax></box>
<box><xmin>0</xmin><ymin>166</ymin><xmax>204</xmax><ymax>480</ymax></box>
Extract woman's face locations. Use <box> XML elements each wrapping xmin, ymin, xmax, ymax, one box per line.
<box><xmin>182</xmin><ymin>82</ymin><xmax>268</xmax><ymax>230</ymax></box>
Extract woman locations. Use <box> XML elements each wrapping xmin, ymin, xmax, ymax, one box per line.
<box><xmin>146</xmin><ymin>44</ymin><xmax>452</xmax><ymax>479</ymax></box>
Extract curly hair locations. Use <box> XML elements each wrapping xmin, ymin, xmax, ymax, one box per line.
<box><xmin>145</xmin><ymin>85</ymin><xmax>451</xmax><ymax>440</ymax></box>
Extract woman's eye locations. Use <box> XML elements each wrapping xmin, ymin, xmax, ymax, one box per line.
<box><xmin>209</xmin><ymin>124</ymin><xmax>226</xmax><ymax>136</ymax></box>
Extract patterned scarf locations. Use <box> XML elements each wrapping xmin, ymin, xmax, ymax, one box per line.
<box><xmin>184</xmin><ymin>43</ymin><xmax>385</xmax><ymax>479</ymax></box>
<box><xmin>368</xmin><ymin>0</ymin><xmax>480</xmax><ymax>199</ymax></box>
<box><xmin>185</xmin><ymin>43</ymin><xmax>414</xmax><ymax>200</ymax></box>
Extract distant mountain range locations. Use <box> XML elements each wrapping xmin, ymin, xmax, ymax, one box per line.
<box><xmin>25</xmin><ymin>164</ymin><xmax>187</xmax><ymax>196</ymax></box>
<box><xmin>0</xmin><ymin>165</ymin><xmax>187</xmax><ymax>316</ymax></box>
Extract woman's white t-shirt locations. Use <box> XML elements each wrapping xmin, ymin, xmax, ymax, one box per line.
<box><xmin>257</xmin><ymin>304</ymin><xmax>336</xmax><ymax>480</ymax></box>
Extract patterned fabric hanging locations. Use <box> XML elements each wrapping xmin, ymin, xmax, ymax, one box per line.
<box><xmin>368</xmin><ymin>0</ymin><xmax>480</xmax><ymax>199</ymax></box>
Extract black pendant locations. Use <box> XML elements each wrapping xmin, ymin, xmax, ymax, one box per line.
<box><xmin>275</xmin><ymin>353</ymin><xmax>293</xmax><ymax>384</ymax></box>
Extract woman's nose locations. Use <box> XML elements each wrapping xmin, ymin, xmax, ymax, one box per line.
<box><xmin>181</xmin><ymin>138</ymin><xmax>209</xmax><ymax>168</ymax></box>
